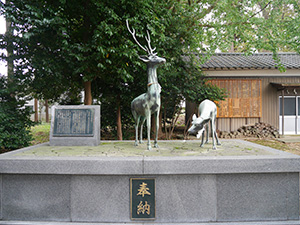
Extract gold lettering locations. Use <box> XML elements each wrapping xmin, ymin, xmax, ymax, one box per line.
<box><xmin>137</xmin><ymin>182</ymin><xmax>151</xmax><ymax>197</ymax></box>
<box><xmin>137</xmin><ymin>201</ymin><xmax>150</xmax><ymax>215</ymax></box>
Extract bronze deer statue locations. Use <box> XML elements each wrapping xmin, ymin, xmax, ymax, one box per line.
<box><xmin>126</xmin><ymin>20</ymin><xmax>166</xmax><ymax>150</ymax></box>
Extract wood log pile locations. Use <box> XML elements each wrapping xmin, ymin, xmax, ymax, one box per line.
<box><xmin>219</xmin><ymin>122</ymin><xmax>280</xmax><ymax>139</ymax></box>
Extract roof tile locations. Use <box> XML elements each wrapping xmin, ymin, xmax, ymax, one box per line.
<box><xmin>201</xmin><ymin>53</ymin><xmax>300</xmax><ymax>70</ymax></box>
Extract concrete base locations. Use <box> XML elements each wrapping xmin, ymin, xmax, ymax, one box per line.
<box><xmin>0</xmin><ymin>140</ymin><xmax>300</xmax><ymax>224</ymax></box>
<box><xmin>1</xmin><ymin>221</ymin><xmax>300</xmax><ymax>225</ymax></box>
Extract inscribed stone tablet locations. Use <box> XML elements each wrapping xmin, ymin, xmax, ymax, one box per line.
<box><xmin>53</xmin><ymin>109</ymin><xmax>94</xmax><ymax>137</ymax></box>
<box><xmin>50</xmin><ymin>105</ymin><xmax>100</xmax><ymax>146</ymax></box>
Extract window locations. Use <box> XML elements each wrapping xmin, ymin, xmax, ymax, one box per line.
<box><xmin>279</xmin><ymin>97</ymin><xmax>296</xmax><ymax>116</ymax></box>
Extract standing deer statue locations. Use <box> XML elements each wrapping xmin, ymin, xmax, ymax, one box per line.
<box><xmin>126</xmin><ymin>20</ymin><xmax>166</xmax><ymax>150</ymax></box>
<box><xmin>188</xmin><ymin>99</ymin><xmax>221</xmax><ymax>150</ymax></box>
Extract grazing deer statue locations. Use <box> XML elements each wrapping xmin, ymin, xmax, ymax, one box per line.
<box><xmin>188</xmin><ymin>99</ymin><xmax>221</xmax><ymax>150</ymax></box>
<box><xmin>126</xmin><ymin>20</ymin><xmax>166</xmax><ymax>150</ymax></box>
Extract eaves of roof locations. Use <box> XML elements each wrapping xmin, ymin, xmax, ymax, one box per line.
<box><xmin>200</xmin><ymin>53</ymin><xmax>300</xmax><ymax>70</ymax></box>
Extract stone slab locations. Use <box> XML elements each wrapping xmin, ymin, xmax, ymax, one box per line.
<box><xmin>0</xmin><ymin>157</ymin><xmax>143</xmax><ymax>175</ymax></box>
<box><xmin>0</xmin><ymin>175</ymin><xmax>2</xmax><ymax>220</ymax></box>
<box><xmin>1</xmin><ymin>221</ymin><xmax>300</xmax><ymax>225</ymax></box>
<box><xmin>2</xmin><ymin>175</ymin><xmax>71</xmax><ymax>221</ymax></box>
<box><xmin>49</xmin><ymin>105</ymin><xmax>100</xmax><ymax>146</ymax></box>
<box><xmin>6</xmin><ymin>139</ymin><xmax>285</xmax><ymax>157</ymax></box>
<box><xmin>71</xmin><ymin>176</ymin><xmax>130</xmax><ymax>222</ymax></box>
<box><xmin>0</xmin><ymin>140</ymin><xmax>300</xmax><ymax>175</ymax></box>
<box><xmin>217</xmin><ymin>173</ymin><xmax>299</xmax><ymax>221</ymax></box>
<box><xmin>286</xmin><ymin>173</ymin><xmax>300</xmax><ymax>219</ymax></box>
<box><xmin>155</xmin><ymin>175</ymin><xmax>217</xmax><ymax>223</ymax></box>
<box><xmin>0</xmin><ymin>155</ymin><xmax>299</xmax><ymax>175</ymax></box>
<box><xmin>143</xmin><ymin>156</ymin><xmax>300</xmax><ymax>174</ymax></box>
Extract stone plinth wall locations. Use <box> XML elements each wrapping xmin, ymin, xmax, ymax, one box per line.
<box><xmin>0</xmin><ymin>141</ymin><xmax>299</xmax><ymax>223</ymax></box>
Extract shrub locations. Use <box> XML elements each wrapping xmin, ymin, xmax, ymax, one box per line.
<box><xmin>0</xmin><ymin>77</ymin><xmax>34</xmax><ymax>152</ymax></box>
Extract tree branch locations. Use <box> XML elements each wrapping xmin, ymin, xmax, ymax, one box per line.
<box><xmin>249</xmin><ymin>1</ymin><xmax>271</xmax><ymax>19</ymax></box>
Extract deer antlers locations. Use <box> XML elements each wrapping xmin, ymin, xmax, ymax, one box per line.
<box><xmin>126</xmin><ymin>19</ymin><xmax>156</xmax><ymax>56</ymax></box>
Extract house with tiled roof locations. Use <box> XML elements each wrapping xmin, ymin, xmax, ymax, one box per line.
<box><xmin>190</xmin><ymin>52</ymin><xmax>300</xmax><ymax>135</ymax></box>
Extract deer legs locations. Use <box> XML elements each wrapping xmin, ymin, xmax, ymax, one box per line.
<box><xmin>146</xmin><ymin>112</ymin><xmax>152</xmax><ymax>150</ymax></box>
<box><xmin>154</xmin><ymin>111</ymin><xmax>159</xmax><ymax>148</ymax></box>
<box><xmin>134</xmin><ymin>116</ymin><xmax>140</xmax><ymax>146</ymax></box>
<box><xmin>211</xmin><ymin>119</ymin><xmax>217</xmax><ymax>150</ymax></box>
<box><xmin>211</xmin><ymin>117</ymin><xmax>221</xmax><ymax>149</ymax></box>
<box><xmin>133</xmin><ymin>114</ymin><xmax>152</xmax><ymax>150</ymax></box>
<box><xmin>200</xmin><ymin>124</ymin><xmax>209</xmax><ymax>147</ymax></box>
<box><xmin>140</xmin><ymin>117</ymin><xmax>146</xmax><ymax>144</ymax></box>
<box><xmin>134</xmin><ymin>112</ymin><xmax>159</xmax><ymax>150</ymax></box>
<box><xmin>199</xmin><ymin>119</ymin><xmax>221</xmax><ymax>150</ymax></box>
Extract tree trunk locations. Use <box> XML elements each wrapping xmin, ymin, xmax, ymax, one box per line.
<box><xmin>6</xmin><ymin>3</ymin><xmax>13</xmax><ymax>84</ymax></box>
<box><xmin>151</xmin><ymin>108</ymin><xmax>163</xmax><ymax>136</ymax></box>
<box><xmin>84</xmin><ymin>81</ymin><xmax>92</xmax><ymax>105</ymax></box>
<box><xmin>34</xmin><ymin>99</ymin><xmax>38</xmax><ymax>122</ymax></box>
<box><xmin>45</xmin><ymin>99</ymin><xmax>49</xmax><ymax>123</ymax></box>
<box><xmin>159</xmin><ymin>106</ymin><xmax>163</xmax><ymax>134</ymax></box>
<box><xmin>116</xmin><ymin>95</ymin><xmax>123</xmax><ymax>140</ymax></box>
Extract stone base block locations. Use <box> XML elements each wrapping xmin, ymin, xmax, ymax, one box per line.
<box><xmin>1</xmin><ymin>221</ymin><xmax>300</xmax><ymax>225</ymax></box>
<box><xmin>0</xmin><ymin>140</ymin><xmax>299</xmax><ymax>224</ymax></box>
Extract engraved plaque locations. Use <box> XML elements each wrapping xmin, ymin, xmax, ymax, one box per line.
<box><xmin>53</xmin><ymin>109</ymin><xmax>94</xmax><ymax>137</ymax></box>
<box><xmin>130</xmin><ymin>178</ymin><xmax>155</xmax><ymax>220</ymax></box>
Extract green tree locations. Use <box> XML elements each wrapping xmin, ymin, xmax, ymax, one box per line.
<box><xmin>1</xmin><ymin>0</ymin><xmax>300</xmax><ymax>140</ymax></box>
<box><xmin>0</xmin><ymin>6</ymin><xmax>33</xmax><ymax>152</ymax></box>
<box><xmin>0</xmin><ymin>0</ymin><xmax>158</xmax><ymax>139</ymax></box>
<box><xmin>0</xmin><ymin>76</ymin><xmax>34</xmax><ymax>152</ymax></box>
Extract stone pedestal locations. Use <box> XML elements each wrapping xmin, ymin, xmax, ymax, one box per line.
<box><xmin>0</xmin><ymin>140</ymin><xmax>299</xmax><ymax>224</ymax></box>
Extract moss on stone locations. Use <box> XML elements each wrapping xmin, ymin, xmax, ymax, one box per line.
<box><xmin>14</xmin><ymin>140</ymin><xmax>275</xmax><ymax>157</ymax></box>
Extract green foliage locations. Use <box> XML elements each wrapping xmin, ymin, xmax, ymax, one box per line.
<box><xmin>1</xmin><ymin>0</ymin><xmax>300</xmax><ymax>139</ymax></box>
<box><xmin>0</xmin><ymin>77</ymin><xmax>34</xmax><ymax>152</ymax></box>
<box><xmin>30</xmin><ymin>122</ymin><xmax>50</xmax><ymax>145</ymax></box>
<box><xmin>197</xmin><ymin>0</ymin><xmax>300</xmax><ymax>54</ymax></box>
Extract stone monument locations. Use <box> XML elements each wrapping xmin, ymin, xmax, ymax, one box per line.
<box><xmin>49</xmin><ymin>105</ymin><xmax>100</xmax><ymax>146</ymax></box>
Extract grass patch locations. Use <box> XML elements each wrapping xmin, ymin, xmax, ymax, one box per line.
<box><xmin>246</xmin><ymin>139</ymin><xmax>290</xmax><ymax>151</ymax></box>
<box><xmin>246</xmin><ymin>138</ymin><xmax>300</xmax><ymax>156</ymax></box>
<box><xmin>30</xmin><ymin>122</ymin><xmax>51</xmax><ymax>145</ymax></box>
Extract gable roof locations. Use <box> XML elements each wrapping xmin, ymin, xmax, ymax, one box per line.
<box><xmin>201</xmin><ymin>53</ymin><xmax>300</xmax><ymax>70</ymax></box>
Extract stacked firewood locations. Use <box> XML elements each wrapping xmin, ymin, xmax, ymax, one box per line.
<box><xmin>219</xmin><ymin>122</ymin><xmax>280</xmax><ymax>139</ymax></box>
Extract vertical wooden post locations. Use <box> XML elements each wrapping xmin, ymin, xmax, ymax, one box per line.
<box><xmin>116</xmin><ymin>95</ymin><xmax>122</xmax><ymax>140</ymax></box>
<box><xmin>34</xmin><ymin>99</ymin><xmax>38</xmax><ymax>122</ymax></box>
<box><xmin>84</xmin><ymin>81</ymin><xmax>92</xmax><ymax>105</ymax></box>
<box><xmin>6</xmin><ymin>3</ymin><xmax>13</xmax><ymax>84</ymax></box>
<box><xmin>185</xmin><ymin>101</ymin><xmax>197</xmax><ymax>125</ymax></box>
<box><xmin>281</xmin><ymin>90</ymin><xmax>285</xmax><ymax>136</ymax></box>
<box><xmin>45</xmin><ymin>99</ymin><xmax>49</xmax><ymax>123</ymax></box>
